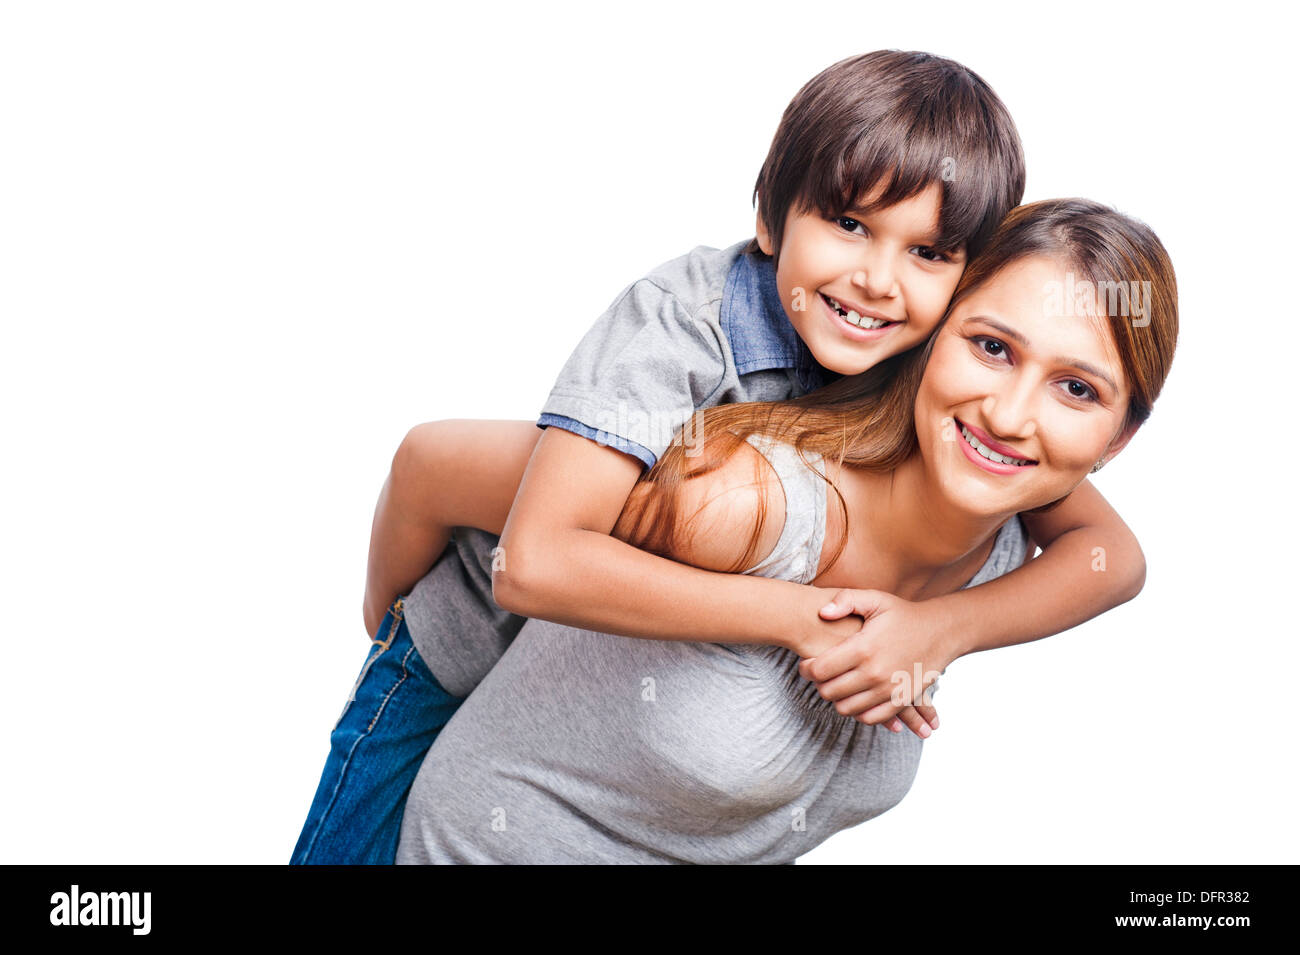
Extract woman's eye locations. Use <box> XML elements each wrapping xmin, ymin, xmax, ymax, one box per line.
<box><xmin>835</xmin><ymin>216</ymin><xmax>866</xmax><ymax>235</ymax></box>
<box><xmin>1061</xmin><ymin>379</ymin><xmax>1098</xmax><ymax>402</ymax></box>
<box><xmin>972</xmin><ymin>335</ymin><xmax>1008</xmax><ymax>360</ymax></box>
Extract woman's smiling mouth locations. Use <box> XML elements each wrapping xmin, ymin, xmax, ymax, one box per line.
<box><xmin>819</xmin><ymin>292</ymin><xmax>901</xmax><ymax>340</ymax></box>
<box><xmin>954</xmin><ymin>417</ymin><xmax>1038</xmax><ymax>473</ymax></box>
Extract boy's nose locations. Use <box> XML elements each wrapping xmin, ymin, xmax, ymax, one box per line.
<box><xmin>851</xmin><ymin>259</ymin><xmax>896</xmax><ymax>301</ymax></box>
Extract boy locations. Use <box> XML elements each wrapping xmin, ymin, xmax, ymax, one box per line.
<box><xmin>293</xmin><ymin>50</ymin><xmax>1140</xmax><ymax>864</ymax></box>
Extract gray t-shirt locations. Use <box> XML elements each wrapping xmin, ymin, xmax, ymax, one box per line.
<box><xmin>396</xmin><ymin>434</ymin><xmax>1030</xmax><ymax>864</ymax></box>
<box><xmin>403</xmin><ymin>241</ymin><xmax>833</xmax><ymax>697</ymax></box>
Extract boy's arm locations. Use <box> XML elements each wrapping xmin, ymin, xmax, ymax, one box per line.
<box><xmin>798</xmin><ymin>478</ymin><xmax>1145</xmax><ymax>720</ymax></box>
<box><xmin>492</xmin><ymin>425</ymin><xmax>859</xmax><ymax>651</ymax></box>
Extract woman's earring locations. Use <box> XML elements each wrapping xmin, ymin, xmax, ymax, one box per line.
<box><xmin>1090</xmin><ymin>457</ymin><xmax>1107</xmax><ymax>474</ymax></box>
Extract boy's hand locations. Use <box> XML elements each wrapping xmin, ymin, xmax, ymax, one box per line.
<box><xmin>879</xmin><ymin>702</ymin><xmax>940</xmax><ymax>739</ymax></box>
<box><xmin>797</xmin><ymin>589</ymin><xmax>959</xmax><ymax>727</ymax></box>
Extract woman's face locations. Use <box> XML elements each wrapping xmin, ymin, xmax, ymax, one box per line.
<box><xmin>913</xmin><ymin>255</ymin><xmax>1139</xmax><ymax>519</ymax></box>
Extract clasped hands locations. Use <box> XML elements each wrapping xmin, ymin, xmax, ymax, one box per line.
<box><xmin>795</xmin><ymin>589</ymin><xmax>957</xmax><ymax>741</ymax></box>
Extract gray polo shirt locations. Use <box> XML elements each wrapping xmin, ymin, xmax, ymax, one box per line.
<box><xmin>402</xmin><ymin>241</ymin><xmax>835</xmax><ymax>697</ymax></box>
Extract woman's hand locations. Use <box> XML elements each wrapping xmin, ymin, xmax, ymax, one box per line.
<box><xmin>797</xmin><ymin>589</ymin><xmax>960</xmax><ymax>730</ymax></box>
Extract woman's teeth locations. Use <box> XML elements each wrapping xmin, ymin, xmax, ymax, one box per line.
<box><xmin>824</xmin><ymin>294</ymin><xmax>893</xmax><ymax>329</ymax></box>
<box><xmin>960</xmin><ymin>423</ymin><xmax>1033</xmax><ymax>467</ymax></box>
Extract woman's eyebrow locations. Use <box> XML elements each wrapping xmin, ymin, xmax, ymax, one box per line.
<box><xmin>961</xmin><ymin>316</ymin><xmax>1119</xmax><ymax>394</ymax></box>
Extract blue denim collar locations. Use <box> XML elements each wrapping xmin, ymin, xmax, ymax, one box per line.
<box><xmin>721</xmin><ymin>249</ymin><xmax>833</xmax><ymax>395</ymax></box>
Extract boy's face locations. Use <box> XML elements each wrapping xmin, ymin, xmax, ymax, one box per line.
<box><xmin>757</xmin><ymin>181</ymin><xmax>966</xmax><ymax>376</ymax></box>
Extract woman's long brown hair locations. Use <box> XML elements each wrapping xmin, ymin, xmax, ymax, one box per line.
<box><xmin>614</xmin><ymin>199</ymin><xmax>1179</xmax><ymax>580</ymax></box>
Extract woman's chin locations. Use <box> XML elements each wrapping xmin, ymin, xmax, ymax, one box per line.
<box><xmin>934</xmin><ymin>465</ymin><xmax>1070</xmax><ymax>521</ymax></box>
<box><xmin>945</xmin><ymin>489</ymin><xmax>1021</xmax><ymax>521</ymax></box>
<box><xmin>960</xmin><ymin>480</ymin><xmax>1092</xmax><ymax>520</ymax></box>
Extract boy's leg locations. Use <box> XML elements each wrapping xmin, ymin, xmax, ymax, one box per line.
<box><xmin>290</xmin><ymin>597</ymin><xmax>459</xmax><ymax>865</ymax></box>
<box><xmin>291</xmin><ymin>529</ymin><xmax>525</xmax><ymax>864</ymax></box>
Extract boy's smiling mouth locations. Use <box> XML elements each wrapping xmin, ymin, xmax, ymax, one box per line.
<box><xmin>819</xmin><ymin>292</ymin><xmax>901</xmax><ymax>335</ymax></box>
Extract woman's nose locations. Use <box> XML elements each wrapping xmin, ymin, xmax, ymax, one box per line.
<box><xmin>979</xmin><ymin>379</ymin><xmax>1038</xmax><ymax>443</ymax></box>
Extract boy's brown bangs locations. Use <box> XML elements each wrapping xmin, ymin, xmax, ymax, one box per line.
<box><xmin>800</xmin><ymin>126</ymin><xmax>1002</xmax><ymax>256</ymax></box>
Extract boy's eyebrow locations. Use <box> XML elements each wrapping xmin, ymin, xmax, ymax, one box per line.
<box><xmin>960</xmin><ymin>316</ymin><xmax>1119</xmax><ymax>394</ymax></box>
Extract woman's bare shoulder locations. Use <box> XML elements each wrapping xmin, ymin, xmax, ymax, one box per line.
<box><xmin>667</xmin><ymin>434</ymin><xmax>788</xmax><ymax>574</ymax></box>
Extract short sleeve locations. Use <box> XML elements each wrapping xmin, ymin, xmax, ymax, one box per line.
<box><xmin>538</xmin><ymin>278</ymin><xmax>727</xmax><ymax>469</ymax></box>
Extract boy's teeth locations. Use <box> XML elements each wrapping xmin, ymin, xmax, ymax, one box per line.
<box><xmin>960</xmin><ymin>424</ymin><xmax>1031</xmax><ymax>467</ymax></box>
<box><xmin>847</xmin><ymin>309</ymin><xmax>888</xmax><ymax>329</ymax></box>
<box><xmin>827</xmin><ymin>295</ymin><xmax>891</xmax><ymax>329</ymax></box>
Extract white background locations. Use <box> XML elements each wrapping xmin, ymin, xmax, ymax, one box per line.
<box><xmin>2</xmin><ymin>0</ymin><xmax>1296</xmax><ymax>864</ymax></box>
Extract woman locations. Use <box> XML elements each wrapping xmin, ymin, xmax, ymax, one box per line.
<box><xmin>395</xmin><ymin>199</ymin><xmax>1179</xmax><ymax>864</ymax></box>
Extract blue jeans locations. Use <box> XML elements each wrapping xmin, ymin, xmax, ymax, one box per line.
<box><xmin>291</xmin><ymin>597</ymin><xmax>464</xmax><ymax>864</ymax></box>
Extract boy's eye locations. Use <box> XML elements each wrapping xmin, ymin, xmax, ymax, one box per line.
<box><xmin>835</xmin><ymin>216</ymin><xmax>866</xmax><ymax>235</ymax></box>
<box><xmin>913</xmin><ymin>246</ymin><xmax>950</xmax><ymax>263</ymax></box>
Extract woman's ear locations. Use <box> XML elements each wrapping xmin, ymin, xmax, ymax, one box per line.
<box><xmin>1100</xmin><ymin>417</ymin><xmax>1142</xmax><ymax>466</ymax></box>
<box><xmin>754</xmin><ymin>206</ymin><xmax>774</xmax><ymax>257</ymax></box>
